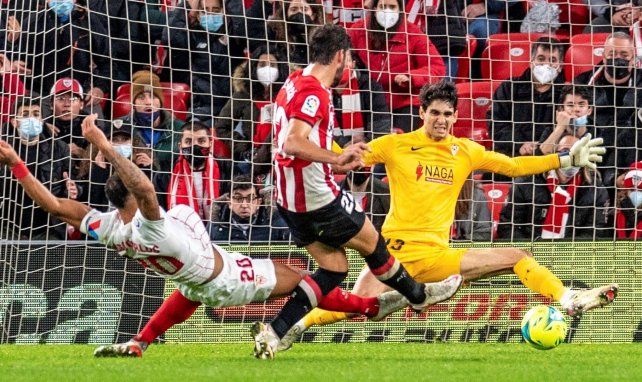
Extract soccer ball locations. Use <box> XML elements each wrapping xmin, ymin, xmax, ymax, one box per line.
<box><xmin>521</xmin><ymin>305</ymin><xmax>568</xmax><ymax>350</ymax></box>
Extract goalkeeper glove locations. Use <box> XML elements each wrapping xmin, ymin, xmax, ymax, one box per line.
<box><xmin>558</xmin><ymin>133</ymin><xmax>606</xmax><ymax>170</ymax></box>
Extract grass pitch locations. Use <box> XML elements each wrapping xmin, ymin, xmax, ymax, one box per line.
<box><xmin>1</xmin><ymin>343</ymin><xmax>640</xmax><ymax>382</ymax></box>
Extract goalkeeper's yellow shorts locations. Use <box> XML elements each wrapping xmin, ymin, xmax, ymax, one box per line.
<box><xmin>385</xmin><ymin>239</ymin><xmax>466</xmax><ymax>283</ymax></box>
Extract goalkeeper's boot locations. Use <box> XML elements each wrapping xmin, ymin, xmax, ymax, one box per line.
<box><xmin>277</xmin><ymin>319</ymin><xmax>307</xmax><ymax>352</ymax></box>
<box><xmin>410</xmin><ymin>274</ymin><xmax>463</xmax><ymax>313</ymax></box>
<box><xmin>94</xmin><ymin>339</ymin><xmax>147</xmax><ymax>358</ymax></box>
<box><xmin>563</xmin><ymin>283</ymin><xmax>619</xmax><ymax>317</ymax></box>
<box><xmin>251</xmin><ymin>321</ymin><xmax>279</xmax><ymax>360</ymax></box>
<box><xmin>369</xmin><ymin>290</ymin><xmax>409</xmax><ymax>322</ymax></box>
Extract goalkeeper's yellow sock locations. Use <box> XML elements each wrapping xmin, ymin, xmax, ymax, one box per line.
<box><xmin>303</xmin><ymin>308</ymin><xmax>351</xmax><ymax>329</ymax></box>
<box><xmin>514</xmin><ymin>256</ymin><xmax>566</xmax><ymax>302</ymax></box>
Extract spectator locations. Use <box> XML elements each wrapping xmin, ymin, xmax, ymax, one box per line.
<box><xmin>0</xmin><ymin>95</ymin><xmax>78</xmax><ymax>239</ymax></box>
<box><xmin>117</xmin><ymin>70</ymin><xmax>183</xmax><ymax>173</ymax></box>
<box><xmin>163</xmin><ymin>0</ymin><xmax>234</xmax><ymax>122</ymax></box>
<box><xmin>332</xmin><ymin>53</ymin><xmax>392</xmax><ymax>146</ymax></box>
<box><xmin>452</xmin><ymin>178</ymin><xmax>492</xmax><ymax>241</ymax></box>
<box><xmin>489</xmin><ymin>37</ymin><xmax>565</xmax><ymax>158</ymax></box>
<box><xmin>21</xmin><ymin>0</ymin><xmax>111</xmax><ymax>107</ymax></box>
<box><xmin>168</xmin><ymin>121</ymin><xmax>223</xmax><ymax>221</ymax></box>
<box><xmin>84</xmin><ymin>119</ymin><xmax>166</xmax><ymax>211</ymax></box>
<box><xmin>424</xmin><ymin>0</ymin><xmax>467</xmax><ymax>81</ymax></box>
<box><xmin>614</xmin><ymin>162</ymin><xmax>642</xmax><ymax>238</ymax></box>
<box><xmin>461</xmin><ymin>0</ymin><xmax>507</xmax><ymax>79</ymax></box>
<box><xmin>209</xmin><ymin>174</ymin><xmax>290</xmax><ymax>242</ymax></box>
<box><xmin>43</xmin><ymin>78</ymin><xmax>91</xmax><ymax>158</ymax></box>
<box><xmin>610</xmin><ymin>106</ymin><xmax>642</xmax><ymax>184</ymax></box>
<box><xmin>348</xmin><ymin>0</ymin><xmax>445</xmax><ymax>132</ymax></box>
<box><xmin>575</xmin><ymin>32</ymin><xmax>639</xmax><ymax>154</ymax></box>
<box><xmin>539</xmin><ymin>85</ymin><xmax>594</xmax><ymax>155</ymax></box>
<box><xmin>497</xmin><ymin>135</ymin><xmax>610</xmax><ymax>240</ymax></box>
<box><xmin>214</xmin><ymin>44</ymin><xmax>289</xmax><ymax>177</ymax></box>
<box><xmin>341</xmin><ymin>166</ymin><xmax>389</xmax><ymax>231</ymax></box>
<box><xmin>584</xmin><ymin>0</ymin><xmax>639</xmax><ymax>34</ymax></box>
<box><xmin>0</xmin><ymin>53</ymin><xmax>26</xmax><ymax>124</ymax></box>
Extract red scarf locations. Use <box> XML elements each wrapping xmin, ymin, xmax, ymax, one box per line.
<box><xmin>253</xmin><ymin>100</ymin><xmax>273</xmax><ymax>147</ymax></box>
<box><xmin>334</xmin><ymin>71</ymin><xmax>364</xmax><ymax>138</ymax></box>
<box><xmin>168</xmin><ymin>156</ymin><xmax>220</xmax><ymax>218</ymax></box>
<box><xmin>616</xmin><ymin>210</ymin><xmax>642</xmax><ymax>239</ymax></box>
<box><xmin>541</xmin><ymin>171</ymin><xmax>583</xmax><ymax>239</ymax></box>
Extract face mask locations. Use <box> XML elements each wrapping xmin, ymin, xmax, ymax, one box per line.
<box><xmin>181</xmin><ymin>145</ymin><xmax>210</xmax><ymax>169</ymax></box>
<box><xmin>629</xmin><ymin>190</ymin><xmax>642</xmax><ymax>208</ymax></box>
<box><xmin>113</xmin><ymin>144</ymin><xmax>132</xmax><ymax>159</ymax></box>
<box><xmin>286</xmin><ymin>13</ymin><xmax>313</xmax><ymax>36</ymax></box>
<box><xmin>532</xmin><ymin>64</ymin><xmax>558</xmax><ymax>84</ymax></box>
<box><xmin>256</xmin><ymin>66</ymin><xmax>279</xmax><ymax>87</ymax></box>
<box><xmin>375</xmin><ymin>9</ymin><xmax>399</xmax><ymax>30</ymax></box>
<box><xmin>558</xmin><ymin>166</ymin><xmax>580</xmax><ymax>178</ymax></box>
<box><xmin>605</xmin><ymin>58</ymin><xmax>631</xmax><ymax>80</ymax></box>
<box><xmin>135</xmin><ymin>110</ymin><xmax>161</xmax><ymax>126</ymax></box>
<box><xmin>200</xmin><ymin>14</ymin><xmax>224</xmax><ymax>33</ymax></box>
<box><xmin>573</xmin><ymin>115</ymin><xmax>588</xmax><ymax>127</ymax></box>
<box><xmin>351</xmin><ymin>168</ymin><xmax>372</xmax><ymax>186</ymax></box>
<box><xmin>49</xmin><ymin>0</ymin><xmax>74</xmax><ymax>21</ymax></box>
<box><xmin>18</xmin><ymin>117</ymin><xmax>43</xmax><ymax>140</ymax></box>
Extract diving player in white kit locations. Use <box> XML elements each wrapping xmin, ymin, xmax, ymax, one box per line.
<box><xmin>0</xmin><ymin>114</ymin><xmax>458</xmax><ymax>357</ymax></box>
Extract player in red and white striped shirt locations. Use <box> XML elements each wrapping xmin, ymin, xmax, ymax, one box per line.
<box><xmin>252</xmin><ymin>24</ymin><xmax>462</xmax><ymax>359</ymax></box>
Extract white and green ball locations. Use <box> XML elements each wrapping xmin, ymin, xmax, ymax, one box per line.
<box><xmin>521</xmin><ymin>305</ymin><xmax>568</xmax><ymax>350</ymax></box>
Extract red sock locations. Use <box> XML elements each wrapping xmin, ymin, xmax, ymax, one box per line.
<box><xmin>317</xmin><ymin>288</ymin><xmax>380</xmax><ymax>317</ymax></box>
<box><xmin>134</xmin><ymin>289</ymin><xmax>202</xmax><ymax>343</ymax></box>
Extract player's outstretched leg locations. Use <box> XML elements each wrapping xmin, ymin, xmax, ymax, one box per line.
<box><xmin>562</xmin><ymin>284</ymin><xmax>619</xmax><ymax>317</ymax></box>
<box><xmin>94</xmin><ymin>339</ymin><xmax>147</xmax><ymax>358</ymax></box>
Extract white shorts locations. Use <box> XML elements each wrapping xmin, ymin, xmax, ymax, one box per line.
<box><xmin>176</xmin><ymin>250</ymin><xmax>277</xmax><ymax>308</ymax></box>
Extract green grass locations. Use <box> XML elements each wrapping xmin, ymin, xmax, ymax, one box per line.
<box><xmin>1</xmin><ymin>343</ymin><xmax>640</xmax><ymax>382</ymax></box>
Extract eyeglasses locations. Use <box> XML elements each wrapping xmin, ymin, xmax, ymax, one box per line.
<box><xmin>54</xmin><ymin>95</ymin><xmax>81</xmax><ymax>103</ymax></box>
<box><xmin>231</xmin><ymin>195</ymin><xmax>259</xmax><ymax>203</ymax></box>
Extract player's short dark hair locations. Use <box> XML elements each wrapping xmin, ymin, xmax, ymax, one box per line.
<box><xmin>309</xmin><ymin>24</ymin><xmax>352</xmax><ymax>65</ymax></box>
<box><xmin>530</xmin><ymin>37</ymin><xmax>565</xmax><ymax>62</ymax></box>
<box><xmin>105</xmin><ymin>175</ymin><xmax>130</xmax><ymax>209</ymax></box>
<box><xmin>419</xmin><ymin>81</ymin><xmax>458</xmax><ymax>111</ymax></box>
<box><xmin>232</xmin><ymin>174</ymin><xmax>258</xmax><ymax>194</ymax></box>
<box><xmin>180</xmin><ymin>121</ymin><xmax>210</xmax><ymax>134</ymax></box>
<box><xmin>558</xmin><ymin>85</ymin><xmax>593</xmax><ymax>106</ymax></box>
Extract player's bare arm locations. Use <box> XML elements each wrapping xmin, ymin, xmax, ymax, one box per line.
<box><xmin>0</xmin><ymin>140</ymin><xmax>91</xmax><ymax>229</ymax></box>
<box><xmin>81</xmin><ymin>114</ymin><xmax>160</xmax><ymax>221</ymax></box>
<box><xmin>283</xmin><ymin>117</ymin><xmax>369</xmax><ymax>170</ymax></box>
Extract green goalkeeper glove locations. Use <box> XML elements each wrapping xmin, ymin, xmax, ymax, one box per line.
<box><xmin>558</xmin><ymin>133</ymin><xmax>606</xmax><ymax>170</ymax></box>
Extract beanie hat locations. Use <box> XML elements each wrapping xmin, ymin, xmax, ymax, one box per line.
<box><xmin>131</xmin><ymin>70</ymin><xmax>164</xmax><ymax>106</ymax></box>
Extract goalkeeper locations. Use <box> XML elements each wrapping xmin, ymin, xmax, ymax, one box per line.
<box><xmin>0</xmin><ymin>114</ymin><xmax>456</xmax><ymax>357</ymax></box>
<box><xmin>280</xmin><ymin>81</ymin><xmax>619</xmax><ymax>350</ymax></box>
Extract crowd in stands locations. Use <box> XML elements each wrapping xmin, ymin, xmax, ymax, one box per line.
<box><xmin>3</xmin><ymin>0</ymin><xmax>642</xmax><ymax>243</ymax></box>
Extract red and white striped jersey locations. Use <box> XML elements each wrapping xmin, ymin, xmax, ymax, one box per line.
<box><xmin>80</xmin><ymin>204</ymin><xmax>216</xmax><ymax>287</ymax></box>
<box><xmin>273</xmin><ymin>66</ymin><xmax>341</xmax><ymax>213</ymax></box>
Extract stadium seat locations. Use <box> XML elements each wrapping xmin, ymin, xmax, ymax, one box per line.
<box><xmin>480</xmin><ymin>41</ymin><xmax>532</xmax><ymax>81</ymax></box>
<box><xmin>210</xmin><ymin>126</ymin><xmax>232</xmax><ymax>159</ymax></box>
<box><xmin>480</xmin><ymin>182</ymin><xmax>512</xmax><ymax>239</ymax></box>
<box><xmin>487</xmin><ymin>32</ymin><xmax>570</xmax><ymax>45</ymax></box>
<box><xmin>454</xmin><ymin>35</ymin><xmax>477</xmax><ymax>83</ymax></box>
<box><xmin>453</xmin><ymin>81</ymin><xmax>501</xmax><ymax>149</ymax></box>
<box><xmin>564</xmin><ymin>33</ymin><xmax>610</xmax><ymax>81</ymax></box>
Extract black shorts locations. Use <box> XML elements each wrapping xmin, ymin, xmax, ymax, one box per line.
<box><xmin>278</xmin><ymin>190</ymin><xmax>366</xmax><ymax>248</ymax></box>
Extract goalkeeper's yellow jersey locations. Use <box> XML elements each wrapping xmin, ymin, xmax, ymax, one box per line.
<box><xmin>363</xmin><ymin>128</ymin><xmax>561</xmax><ymax>249</ymax></box>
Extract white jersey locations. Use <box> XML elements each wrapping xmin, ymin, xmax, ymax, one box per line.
<box><xmin>80</xmin><ymin>204</ymin><xmax>215</xmax><ymax>288</ymax></box>
<box><xmin>80</xmin><ymin>204</ymin><xmax>278</xmax><ymax>306</ymax></box>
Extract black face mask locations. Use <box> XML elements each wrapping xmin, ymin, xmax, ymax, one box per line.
<box><xmin>350</xmin><ymin>170</ymin><xmax>371</xmax><ymax>186</ymax></box>
<box><xmin>181</xmin><ymin>145</ymin><xmax>210</xmax><ymax>169</ymax></box>
<box><xmin>286</xmin><ymin>13</ymin><xmax>313</xmax><ymax>38</ymax></box>
<box><xmin>605</xmin><ymin>58</ymin><xmax>632</xmax><ymax>80</ymax></box>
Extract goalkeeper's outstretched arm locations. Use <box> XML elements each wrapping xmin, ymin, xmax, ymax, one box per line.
<box><xmin>81</xmin><ymin>114</ymin><xmax>161</xmax><ymax>221</ymax></box>
<box><xmin>0</xmin><ymin>140</ymin><xmax>91</xmax><ymax>229</ymax></box>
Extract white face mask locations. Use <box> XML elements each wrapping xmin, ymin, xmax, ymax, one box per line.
<box><xmin>375</xmin><ymin>9</ymin><xmax>399</xmax><ymax>30</ymax></box>
<box><xmin>532</xmin><ymin>64</ymin><xmax>558</xmax><ymax>84</ymax></box>
<box><xmin>256</xmin><ymin>66</ymin><xmax>279</xmax><ymax>87</ymax></box>
<box><xmin>558</xmin><ymin>166</ymin><xmax>580</xmax><ymax>178</ymax></box>
<box><xmin>629</xmin><ymin>191</ymin><xmax>642</xmax><ymax>208</ymax></box>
